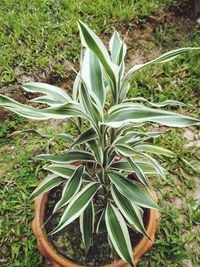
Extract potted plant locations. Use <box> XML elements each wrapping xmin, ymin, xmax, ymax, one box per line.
<box><xmin>0</xmin><ymin>21</ymin><xmax>199</xmax><ymax>267</ymax></box>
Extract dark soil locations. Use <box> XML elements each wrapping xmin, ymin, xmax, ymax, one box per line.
<box><xmin>44</xmin><ymin>186</ymin><xmax>149</xmax><ymax>266</ymax></box>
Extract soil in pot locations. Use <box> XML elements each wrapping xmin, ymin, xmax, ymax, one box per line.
<box><xmin>44</xmin><ymin>186</ymin><xmax>149</xmax><ymax>266</ymax></box>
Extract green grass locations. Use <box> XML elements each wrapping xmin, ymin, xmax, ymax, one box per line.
<box><xmin>0</xmin><ymin>0</ymin><xmax>176</xmax><ymax>85</ymax></box>
<box><xmin>0</xmin><ymin>0</ymin><xmax>200</xmax><ymax>266</ymax></box>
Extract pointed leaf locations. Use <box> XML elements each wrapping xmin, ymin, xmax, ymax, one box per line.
<box><xmin>126</xmin><ymin>97</ymin><xmax>186</xmax><ymax>107</ymax></box>
<box><xmin>87</xmin><ymin>140</ymin><xmax>103</xmax><ymax>165</ymax></box>
<box><xmin>111</xmin><ymin>186</ymin><xmax>148</xmax><ymax>237</ymax></box>
<box><xmin>23</xmin><ymin>82</ymin><xmax>71</xmax><ymax>103</ymax></box>
<box><xmin>124</xmin><ymin>47</ymin><xmax>200</xmax><ymax>84</ymax></box>
<box><xmin>96</xmin><ymin>209</ymin><xmax>106</xmax><ymax>233</ymax></box>
<box><xmin>105</xmin><ymin>103</ymin><xmax>200</xmax><ymax>128</ymax></box>
<box><xmin>110</xmin><ymin>160</ymin><xmax>158</xmax><ymax>175</ymax></box>
<box><xmin>53</xmin><ymin>165</ymin><xmax>84</xmax><ymax>212</ymax></box>
<box><xmin>78</xmin><ymin>20</ymin><xmax>118</xmax><ymax>86</ymax></box>
<box><xmin>134</xmin><ymin>144</ymin><xmax>175</xmax><ymax>157</ymax></box>
<box><xmin>35</xmin><ymin>150</ymin><xmax>95</xmax><ymax>163</ymax></box>
<box><xmin>45</xmin><ymin>164</ymin><xmax>75</xmax><ymax>178</ymax></box>
<box><xmin>80</xmin><ymin>201</ymin><xmax>94</xmax><ymax>253</ymax></box>
<box><xmin>71</xmin><ymin>128</ymin><xmax>97</xmax><ymax>148</ymax></box>
<box><xmin>89</xmin><ymin>50</ymin><xmax>106</xmax><ymax>106</ymax></box>
<box><xmin>52</xmin><ymin>182</ymin><xmax>100</xmax><ymax>234</ymax></box>
<box><xmin>108</xmin><ymin>171</ymin><xmax>158</xmax><ymax>209</ymax></box>
<box><xmin>30</xmin><ymin>175</ymin><xmax>63</xmax><ymax>200</ymax></box>
<box><xmin>127</xmin><ymin>157</ymin><xmax>149</xmax><ymax>187</ymax></box>
<box><xmin>79</xmin><ymin>83</ymin><xmax>102</xmax><ymax>123</ymax></box>
<box><xmin>105</xmin><ymin>203</ymin><xmax>135</xmax><ymax>267</ymax></box>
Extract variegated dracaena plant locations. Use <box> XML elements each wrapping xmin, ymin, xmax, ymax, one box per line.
<box><xmin>0</xmin><ymin>21</ymin><xmax>200</xmax><ymax>266</ymax></box>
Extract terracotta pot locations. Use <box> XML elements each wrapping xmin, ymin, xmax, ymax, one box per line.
<box><xmin>32</xmin><ymin>190</ymin><xmax>159</xmax><ymax>267</ymax></box>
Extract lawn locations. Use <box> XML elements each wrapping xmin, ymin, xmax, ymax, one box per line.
<box><xmin>0</xmin><ymin>0</ymin><xmax>200</xmax><ymax>266</ymax></box>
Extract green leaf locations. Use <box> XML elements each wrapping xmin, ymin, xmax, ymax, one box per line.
<box><xmin>80</xmin><ymin>201</ymin><xmax>94</xmax><ymax>253</ymax></box>
<box><xmin>125</xmin><ymin>97</ymin><xmax>186</xmax><ymax>107</ymax></box>
<box><xmin>123</xmin><ymin>47</ymin><xmax>200</xmax><ymax>84</ymax></box>
<box><xmin>30</xmin><ymin>95</ymin><xmax>63</xmax><ymax>106</ymax></box>
<box><xmin>79</xmin><ymin>82</ymin><xmax>102</xmax><ymax>123</ymax></box>
<box><xmin>35</xmin><ymin>150</ymin><xmax>95</xmax><ymax>163</ymax></box>
<box><xmin>52</xmin><ymin>182</ymin><xmax>100</xmax><ymax>234</ymax></box>
<box><xmin>0</xmin><ymin>94</ymin><xmax>90</xmax><ymax>121</ymax></box>
<box><xmin>72</xmin><ymin>72</ymin><xmax>81</xmax><ymax>101</ymax></box>
<box><xmin>45</xmin><ymin>164</ymin><xmax>75</xmax><ymax>178</ymax></box>
<box><xmin>30</xmin><ymin>175</ymin><xmax>64</xmax><ymax>200</ymax></box>
<box><xmin>105</xmin><ymin>203</ymin><xmax>135</xmax><ymax>267</ymax></box>
<box><xmin>115</xmin><ymin>144</ymin><xmax>136</xmax><ymax>157</ymax></box>
<box><xmin>108</xmin><ymin>171</ymin><xmax>158</xmax><ymax>209</ymax></box>
<box><xmin>78</xmin><ymin>20</ymin><xmax>119</xmax><ymax>87</ymax></box>
<box><xmin>81</xmin><ymin>49</ymin><xmax>103</xmax><ymax>110</ymax></box>
<box><xmin>139</xmin><ymin>153</ymin><xmax>166</xmax><ymax>178</ymax></box>
<box><xmin>105</xmin><ymin>103</ymin><xmax>200</xmax><ymax>128</ymax></box>
<box><xmin>9</xmin><ymin>129</ymin><xmax>74</xmax><ymax>143</ymax></box>
<box><xmin>109</xmin><ymin>31</ymin><xmax>123</xmax><ymax>64</ymax></box>
<box><xmin>110</xmin><ymin>160</ymin><xmax>158</xmax><ymax>175</ymax></box>
<box><xmin>96</xmin><ymin>209</ymin><xmax>106</xmax><ymax>233</ymax></box>
<box><xmin>111</xmin><ymin>185</ymin><xmax>148</xmax><ymax>237</ymax></box>
<box><xmin>115</xmin><ymin>143</ymin><xmax>149</xmax><ymax>186</ymax></box>
<box><xmin>53</xmin><ymin>165</ymin><xmax>84</xmax><ymax>213</ymax></box>
<box><xmin>71</xmin><ymin>128</ymin><xmax>97</xmax><ymax>148</ymax></box>
<box><xmin>109</xmin><ymin>31</ymin><xmax>126</xmax><ymax>66</ymax></box>
<box><xmin>23</xmin><ymin>82</ymin><xmax>71</xmax><ymax>102</ymax></box>
<box><xmin>87</xmin><ymin>140</ymin><xmax>103</xmax><ymax>165</ymax></box>
<box><xmin>89</xmin><ymin>50</ymin><xmax>106</xmax><ymax>106</ymax></box>
<box><xmin>134</xmin><ymin>144</ymin><xmax>175</xmax><ymax>157</ymax></box>
<box><xmin>127</xmin><ymin>157</ymin><xmax>149</xmax><ymax>187</ymax></box>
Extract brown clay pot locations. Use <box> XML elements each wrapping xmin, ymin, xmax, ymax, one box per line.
<box><xmin>32</xmin><ymin>190</ymin><xmax>159</xmax><ymax>267</ymax></box>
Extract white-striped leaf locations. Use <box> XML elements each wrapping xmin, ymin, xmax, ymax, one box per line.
<box><xmin>52</xmin><ymin>182</ymin><xmax>100</xmax><ymax>234</ymax></box>
<box><xmin>23</xmin><ymin>82</ymin><xmax>71</xmax><ymax>103</ymax></box>
<box><xmin>96</xmin><ymin>209</ymin><xmax>106</xmax><ymax>233</ymax></box>
<box><xmin>134</xmin><ymin>144</ymin><xmax>175</xmax><ymax>157</ymax></box>
<box><xmin>108</xmin><ymin>171</ymin><xmax>158</xmax><ymax>209</ymax></box>
<box><xmin>10</xmin><ymin>129</ymin><xmax>73</xmax><ymax>143</ymax></box>
<box><xmin>105</xmin><ymin>103</ymin><xmax>200</xmax><ymax>128</ymax></box>
<box><xmin>80</xmin><ymin>201</ymin><xmax>95</xmax><ymax>253</ymax></box>
<box><xmin>30</xmin><ymin>95</ymin><xmax>64</xmax><ymax>106</ymax></box>
<box><xmin>110</xmin><ymin>160</ymin><xmax>158</xmax><ymax>175</ymax></box>
<box><xmin>30</xmin><ymin>175</ymin><xmax>64</xmax><ymax>200</ymax></box>
<box><xmin>111</xmin><ymin>185</ymin><xmax>148</xmax><ymax>237</ymax></box>
<box><xmin>87</xmin><ymin>140</ymin><xmax>103</xmax><ymax>165</ymax></box>
<box><xmin>115</xmin><ymin>144</ymin><xmax>149</xmax><ymax>186</ymax></box>
<box><xmin>45</xmin><ymin>164</ymin><xmax>75</xmax><ymax>178</ymax></box>
<box><xmin>140</xmin><ymin>153</ymin><xmax>166</xmax><ymax>178</ymax></box>
<box><xmin>79</xmin><ymin>82</ymin><xmax>102</xmax><ymax>123</ymax></box>
<box><xmin>125</xmin><ymin>97</ymin><xmax>186</xmax><ymax>107</ymax></box>
<box><xmin>0</xmin><ymin>95</ymin><xmax>90</xmax><ymax>121</ymax></box>
<box><xmin>89</xmin><ymin>50</ymin><xmax>106</xmax><ymax>106</ymax></box>
<box><xmin>35</xmin><ymin>150</ymin><xmax>95</xmax><ymax>163</ymax></box>
<box><xmin>105</xmin><ymin>203</ymin><xmax>135</xmax><ymax>267</ymax></box>
<box><xmin>71</xmin><ymin>128</ymin><xmax>97</xmax><ymax>148</ymax></box>
<box><xmin>53</xmin><ymin>165</ymin><xmax>84</xmax><ymax>213</ymax></box>
<box><xmin>123</xmin><ymin>47</ymin><xmax>200</xmax><ymax>84</ymax></box>
<box><xmin>115</xmin><ymin>144</ymin><xmax>136</xmax><ymax>157</ymax></box>
<box><xmin>109</xmin><ymin>31</ymin><xmax>123</xmax><ymax>64</ymax></box>
<box><xmin>78</xmin><ymin>20</ymin><xmax>119</xmax><ymax>88</ymax></box>
<box><xmin>81</xmin><ymin>49</ymin><xmax>103</xmax><ymax>110</ymax></box>
<box><xmin>109</xmin><ymin>30</ymin><xmax>127</xmax><ymax>78</ymax></box>
<box><xmin>127</xmin><ymin>157</ymin><xmax>149</xmax><ymax>187</ymax></box>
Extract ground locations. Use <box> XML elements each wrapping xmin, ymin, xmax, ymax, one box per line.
<box><xmin>0</xmin><ymin>1</ymin><xmax>200</xmax><ymax>266</ymax></box>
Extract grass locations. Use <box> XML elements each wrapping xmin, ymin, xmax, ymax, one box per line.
<box><xmin>0</xmin><ymin>0</ymin><xmax>200</xmax><ymax>266</ymax></box>
<box><xmin>0</xmin><ymin>0</ymin><xmax>175</xmax><ymax>86</ymax></box>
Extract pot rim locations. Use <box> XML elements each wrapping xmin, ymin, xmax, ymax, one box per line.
<box><xmin>33</xmin><ymin>189</ymin><xmax>159</xmax><ymax>267</ymax></box>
